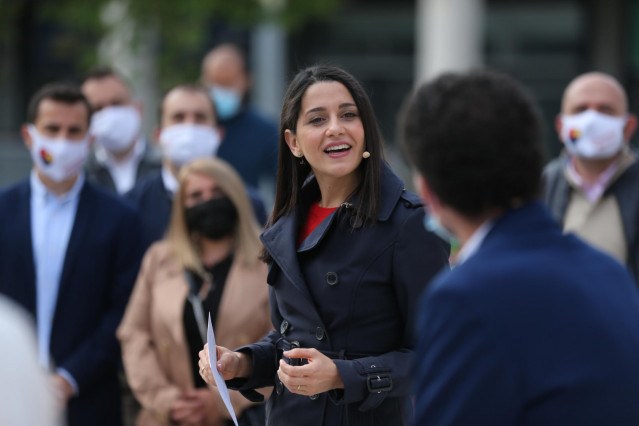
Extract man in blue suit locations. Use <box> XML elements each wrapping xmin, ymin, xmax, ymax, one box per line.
<box><xmin>0</xmin><ymin>83</ymin><xmax>143</xmax><ymax>425</ymax></box>
<box><xmin>399</xmin><ymin>69</ymin><xmax>639</xmax><ymax>425</ymax></box>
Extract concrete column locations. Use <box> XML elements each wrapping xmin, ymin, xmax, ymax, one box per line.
<box><xmin>250</xmin><ymin>23</ymin><xmax>287</xmax><ymax>122</ymax></box>
<box><xmin>97</xmin><ymin>0</ymin><xmax>159</xmax><ymax>135</ymax></box>
<box><xmin>415</xmin><ymin>0</ymin><xmax>484</xmax><ymax>84</ymax></box>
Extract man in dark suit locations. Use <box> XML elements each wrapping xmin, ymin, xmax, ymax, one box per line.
<box><xmin>126</xmin><ymin>84</ymin><xmax>267</xmax><ymax>249</ymax></box>
<box><xmin>399</xmin><ymin>69</ymin><xmax>639</xmax><ymax>425</ymax></box>
<box><xmin>201</xmin><ymin>43</ymin><xmax>278</xmax><ymax>192</ymax></box>
<box><xmin>82</xmin><ymin>67</ymin><xmax>161</xmax><ymax>194</ymax></box>
<box><xmin>0</xmin><ymin>83</ymin><xmax>143</xmax><ymax>426</ymax></box>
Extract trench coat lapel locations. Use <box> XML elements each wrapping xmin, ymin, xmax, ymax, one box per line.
<box><xmin>261</xmin><ymin>163</ymin><xmax>406</xmax><ymax>306</ymax></box>
<box><xmin>297</xmin><ymin>208</ymin><xmax>339</xmax><ymax>253</ymax></box>
<box><xmin>260</xmin><ymin>208</ymin><xmax>316</xmax><ymax>306</ymax></box>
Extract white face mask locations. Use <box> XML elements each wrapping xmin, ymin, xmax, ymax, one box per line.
<box><xmin>560</xmin><ymin>110</ymin><xmax>627</xmax><ymax>159</ymax></box>
<box><xmin>90</xmin><ymin>105</ymin><xmax>141</xmax><ymax>154</ymax></box>
<box><xmin>28</xmin><ymin>125</ymin><xmax>90</xmax><ymax>183</ymax></box>
<box><xmin>159</xmin><ymin>123</ymin><xmax>221</xmax><ymax>168</ymax></box>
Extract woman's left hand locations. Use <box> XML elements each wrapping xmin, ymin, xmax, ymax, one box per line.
<box><xmin>277</xmin><ymin>348</ymin><xmax>344</xmax><ymax>396</ymax></box>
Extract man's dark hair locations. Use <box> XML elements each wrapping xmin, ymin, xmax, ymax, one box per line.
<box><xmin>399</xmin><ymin>69</ymin><xmax>545</xmax><ymax>218</ymax></box>
<box><xmin>84</xmin><ymin>66</ymin><xmax>117</xmax><ymax>81</ymax></box>
<box><xmin>26</xmin><ymin>83</ymin><xmax>93</xmax><ymax>125</ymax></box>
<box><xmin>82</xmin><ymin>66</ymin><xmax>131</xmax><ymax>87</ymax></box>
<box><xmin>158</xmin><ymin>84</ymin><xmax>217</xmax><ymax>123</ymax></box>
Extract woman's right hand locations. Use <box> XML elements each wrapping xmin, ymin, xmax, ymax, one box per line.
<box><xmin>198</xmin><ymin>343</ymin><xmax>252</xmax><ymax>384</ymax></box>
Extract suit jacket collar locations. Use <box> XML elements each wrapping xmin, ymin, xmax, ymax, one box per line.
<box><xmin>476</xmin><ymin>202</ymin><xmax>561</xmax><ymax>257</ymax></box>
<box><xmin>56</xmin><ymin>181</ymin><xmax>95</xmax><ymax>304</ymax></box>
<box><xmin>15</xmin><ymin>181</ymin><xmax>37</xmax><ymax>314</ymax></box>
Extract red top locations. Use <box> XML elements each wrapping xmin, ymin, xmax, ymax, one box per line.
<box><xmin>297</xmin><ymin>201</ymin><xmax>338</xmax><ymax>246</ymax></box>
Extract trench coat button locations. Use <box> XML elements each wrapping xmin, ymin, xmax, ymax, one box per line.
<box><xmin>350</xmin><ymin>216</ymin><xmax>363</xmax><ymax>229</ymax></box>
<box><xmin>325</xmin><ymin>272</ymin><xmax>339</xmax><ymax>286</ymax></box>
<box><xmin>276</xmin><ymin>381</ymin><xmax>284</xmax><ymax>395</ymax></box>
<box><xmin>315</xmin><ymin>327</ymin><xmax>325</xmax><ymax>341</ymax></box>
<box><xmin>280</xmin><ymin>320</ymin><xmax>289</xmax><ymax>335</ymax></box>
<box><xmin>309</xmin><ymin>394</ymin><xmax>319</xmax><ymax>400</ymax></box>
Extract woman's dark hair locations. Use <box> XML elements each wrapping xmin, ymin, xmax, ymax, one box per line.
<box><xmin>399</xmin><ymin>69</ymin><xmax>545</xmax><ymax>218</ymax></box>
<box><xmin>263</xmin><ymin>65</ymin><xmax>385</xmax><ymax>260</ymax></box>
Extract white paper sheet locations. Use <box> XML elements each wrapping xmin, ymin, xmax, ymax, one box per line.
<box><xmin>208</xmin><ymin>313</ymin><xmax>239</xmax><ymax>426</ymax></box>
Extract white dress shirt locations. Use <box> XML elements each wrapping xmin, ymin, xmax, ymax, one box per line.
<box><xmin>30</xmin><ymin>170</ymin><xmax>84</xmax><ymax>392</ymax></box>
<box><xmin>161</xmin><ymin>164</ymin><xmax>179</xmax><ymax>196</ymax></box>
<box><xmin>455</xmin><ymin>220</ymin><xmax>494</xmax><ymax>266</ymax></box>
<box><xmin>94</xmin><ymin>138</ymin><xmax>145</xmax><ymax>194</ymax></box>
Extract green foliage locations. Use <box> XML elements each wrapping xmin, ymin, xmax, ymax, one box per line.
<box><xmin>1</xmin><ymin>0</ymin><xmax>342</xmax><ymax>89</ymax></box>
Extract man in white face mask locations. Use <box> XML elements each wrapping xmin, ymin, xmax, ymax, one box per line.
<box><xmin>126</xmin><ymin>85</ymin><xmax>267</xmax><ymax>249</ymax></box>
<box><xmin>82</xmin><ymin>68</ymin><xmax>161</xmax><ymax>194</ymax></box>
<box><xmin>201</xmin><ymin>44</ymin><xmax>278</xmax><ymax>195</ymax></box>
<box><xmin>543</xmin><ymin>72</ymin><xmax>639</xmax><ymax>281</ymax></box>
<box><xmin>0</xmin><ymin>83</ymin><xmax>144</xmax><ymax>425</ymax></box>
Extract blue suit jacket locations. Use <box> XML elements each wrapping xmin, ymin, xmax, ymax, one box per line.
<box><xmin>412</xmin><ymin>202</ymin><xmax>639</xmax><ymax>425</ymax></box>
<box><xmin>217</xmin><ymin>107</ymin><xmax>279</xmax><ymax>188</ymax></box>
<box><xmin>0</xmin><ymin>179</ymin><xmax>143</xmax><ymax>426</ymax></box>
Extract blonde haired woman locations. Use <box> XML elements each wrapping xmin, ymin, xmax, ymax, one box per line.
<box><xmin>118</xmin><ymin>157</ymin><xmax>270</xmax><ymax>425</ymax></box>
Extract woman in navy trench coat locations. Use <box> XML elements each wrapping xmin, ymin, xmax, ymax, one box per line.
<box><xmin>199</xmin><ymin>65</ymin><xmax>449</xmax><ymax>425</ymax></box>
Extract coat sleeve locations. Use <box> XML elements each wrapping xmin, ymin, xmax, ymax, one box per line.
<box><xmin>330</xmin><ymin>207</ymin><xmax>450</xmax><ymax>410</ymax></box>
<box><xmin>412</xmin><ymin>281</ymin><xmax>521</xmax><ymax>425</ymax></box>
<box><xmin>56</xmin><ymin>206</ymin><xmax>143</xmax><ymax>393</ymax></box>
<box><xmin>116</xmin><ymin>246</ymin><xmax>182</xmax><ymax>415</ymax></box>
<box><xmin>226</xmin><ymin>282</ymin><xmax>282</xmax><ymax>400</ymax></box>
<box><xmin>226</xmin><ymin>328</ymin><xmax>281</xmax><ymax>402</ymax></box>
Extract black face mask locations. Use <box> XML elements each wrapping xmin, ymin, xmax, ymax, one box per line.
<box><xmin>185</xmin><ymin>196</ymin><xmax>238</xmax><ymax>240</ymax></box>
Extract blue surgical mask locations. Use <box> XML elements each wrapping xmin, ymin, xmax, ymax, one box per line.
<box><xmin>424</xmin><ymin>212</ymin><xmax>459</xmax><ymax>247</ymax></box>
<box><xmin>209</xmin><ymin>86</ymin><xmax>242</xmax><ymax>120</ymax></box>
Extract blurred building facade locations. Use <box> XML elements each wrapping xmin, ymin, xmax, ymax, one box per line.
<box><xmin>1</xmin><ymin>0</ymin><xmax>637</xmax><ymax>186</ymax></box>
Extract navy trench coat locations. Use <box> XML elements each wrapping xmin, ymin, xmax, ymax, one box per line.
<box><xmin>229</xmin><ymin>164</ymin><xmax>449</xmax><ymax>425</ymax></box>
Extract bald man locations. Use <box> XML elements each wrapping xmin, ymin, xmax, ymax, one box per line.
<box><xmin>543</xmin><ymin>72</ymin><xmax>639</xmax><ymax>281</ymax></box>
<box><xmin>200</xmin><ymin>43</ymin><xmax>278</xmax><ymax>191</ymax></box>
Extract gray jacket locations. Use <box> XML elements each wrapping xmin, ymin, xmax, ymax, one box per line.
<box><xmin>542</xmin><ymin>150</ymin><xmax>639</xmax><ymax>281</ymax></box>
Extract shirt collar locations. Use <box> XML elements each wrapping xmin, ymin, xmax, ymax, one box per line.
<box><xmin>161</xmin><ymin>165</ymin><xmax>179</xmax><ymax>195</ymax></box>
<box><xmin>565</xmin><ymin>155</ymin><xmax>621</xmax><ymax>203</ymax></box>
<box><xmin>30</xmin><ymin>169</ymin><xmax>85</xmax><ymax>204</ymax></box>
<box><xmin>456</xmin><ymin>219</ymin><xmax>494</xmax><ymax>265</ymax></box>
<box><xmin>94</xmin><ymin>137</ymin><xmax>145</xmax><ymax>167</ymax></box>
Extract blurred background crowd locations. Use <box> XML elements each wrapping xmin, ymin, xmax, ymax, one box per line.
<box><xmin>2</xmin><ymin>0</ymin><xmax>639</xmax><ymax>188</ymax></box>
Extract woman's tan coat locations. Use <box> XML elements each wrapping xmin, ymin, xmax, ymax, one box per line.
<box><xmin>117</xmin><ymin>241</ymin><xmax>271</xmax><ymax>425</ymax></box>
